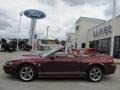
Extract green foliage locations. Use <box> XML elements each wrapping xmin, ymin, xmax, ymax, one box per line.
<box><xmin>61</xmin><ymin>40</ymin><xmax>66</xmax><ymax>46</ymax></box>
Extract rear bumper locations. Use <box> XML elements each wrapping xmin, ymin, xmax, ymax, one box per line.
<box><xmin>105</xmin><ymin>64</ymin><xmax>116</xmax><ymax>75</ymax></box>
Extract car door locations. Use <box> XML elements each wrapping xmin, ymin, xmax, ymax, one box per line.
<box><xmin>54</xmin><ymin>56</ymin><xmax>81</xmax><ymax>73</ymax></box>
<box><xmin>40</xmin><ymin>54</ymin><xmax>81</xmax><ymax>76</ymax></box>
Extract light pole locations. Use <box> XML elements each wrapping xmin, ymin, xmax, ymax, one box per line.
<box><xmin>110</xmin><ymin>0</ymin><xmax>116</xmax><ymax>56</ymax></box>
<box><xmin>17</xmin><ymin>11</ymin><xmax>23</xmax><ymax>50</ymax></box>
<box><xmin>46</xmin><ymin>25</ymin><xmax>49</xmax><ymax>44</ymax></box>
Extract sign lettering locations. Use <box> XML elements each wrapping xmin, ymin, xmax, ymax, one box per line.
<box><xmin>93</xmin><ymin>25</ymin><xmax>112</xmax><ymax>37</ymax></box>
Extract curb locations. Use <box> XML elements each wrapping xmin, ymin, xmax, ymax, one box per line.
<box><xmin>115</xmin><ymin>62</ymin><xmax>120</xmax><ymax>65</ymax></box>
<box><xmin>114</xmin><ymin>59</ymin><xmax>120</xmax><ymax>65</ymax></box>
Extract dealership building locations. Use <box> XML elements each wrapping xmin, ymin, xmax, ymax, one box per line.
<box><xmin>66</xmin><ymin>15</ymin><xmax>120</xmax><ymax>54</ymax></box>
<box><xmin>65</xmin><ymin>33</ymin><xmax>75</xmax><ymax>53</ymax></box>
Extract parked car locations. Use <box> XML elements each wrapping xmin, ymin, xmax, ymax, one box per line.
<box><xmin>20</xmin><ymin>44</ymin><xmax>32</xmax><ymax>51</ymax></box>
<box><xmin>0</xmin><ymin>39</ymin><xmax>17</xmax><ymax>52</ymax></box>
<box><xmin>1</xmin><ymin>42</ymin><xmax>17</xmax><ymax>52</ymax></box>
<box><xmin>1</xmin><ymin>43</ymin><xmax>13</xmax><ymax>52</ymax></box>
<box><xmin>3</xmin><ymin>46</ymin><xmax>116</xmax><ymax>82</ymax></box>
<box><xmin>84</xmin><ymin>48</ymin><xmax>101</xmax><ymax>55</ymax></box>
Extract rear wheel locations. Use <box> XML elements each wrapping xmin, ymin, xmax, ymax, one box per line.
<box><xmin>18</xmin><ymin>65</ymin><xmax>36</xmax><ymax>82</ymax></box>
<box><xmin>86</xmin><ymin>66</ymin><xmax>103</xmax><ymax>82</ymax></box>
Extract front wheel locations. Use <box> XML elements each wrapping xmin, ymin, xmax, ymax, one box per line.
<box><xmin>18</xmin><ymin>65</ymin><xmax>36</xmax><ymax>82</ymax></box>
<box><xmin>86</xmin><ymin>66</ymin><xmax>103</xmax><ymax>82</ymax></box>
<box><xmin>1</xmin><ymin>47</ymin><xmax>6</xmax><ymax>52</ymax></box>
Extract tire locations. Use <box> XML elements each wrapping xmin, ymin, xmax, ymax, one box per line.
<box><xmin>86</xmin><ymin>66</ymin><xmax>103</xmax><ymax>82</ymax></box>
<box><xmin>18</xmin><ymin>65</ymin><xmax>37</xmax><ymax>82</ymax></box>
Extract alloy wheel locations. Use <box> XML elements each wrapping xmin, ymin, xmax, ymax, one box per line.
<box><xmin>87</xmin><ymin>66</ymin><xmax>103</xmax><ymax>82</ymax></box>
<box><xmin>19</xmin><ymin>65</ymin><xmax>36</xmax><ymax>81</ymax></box>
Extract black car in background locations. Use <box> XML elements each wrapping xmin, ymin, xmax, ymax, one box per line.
<box><xmin>1</xmin><ymin>39</ymin><xmax>17</xmax><ymax>52</ymax></box>
<box><xmin>19</xmin><ymin>44</ymin><xmax>32</xmax><ymax>51</ymax></box>
<box><xmin>0</xmin><ymin>39</ymin><xmax>32</xmax><ymax>52</ymax></box>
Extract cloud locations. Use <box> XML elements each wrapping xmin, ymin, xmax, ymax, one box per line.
<box><xmin>0</xmin><ymin>9</ymin><xmax>13</xmax><ymax>30</ymax></box>
<box><xmin>0</xmin><ymin>19</ymin><xmax>12</xmax><ymax>30</ymax></box>
<box><xmin>104</xmin><ymin>0</ymin><xmax>120</xmax><ymax>19</ymax></box>
<box><xmin>40</xmin><ymin>0</ymin><xmax>58</xmax><ymax>6</ymax></box>
<box><xmin>63</xmin><ymin>0</ymin><xmax>110</xmax><ymax>6</ymax></box>
<box><xmin>0</xmin><ymin>0</ymin><xmax>119</xmax><ymax>40</ymax></box>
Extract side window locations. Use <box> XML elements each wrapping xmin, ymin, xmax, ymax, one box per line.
<box><xmin>55</xmin><ymin>52</ymin><xmax>68</xmax><ymax>58</ymax></box>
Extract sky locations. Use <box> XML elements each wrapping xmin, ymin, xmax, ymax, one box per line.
<box><xmin>0</xmin><ymin>0</ymin><xmax>120</xmax><ymax>40</ymax></box>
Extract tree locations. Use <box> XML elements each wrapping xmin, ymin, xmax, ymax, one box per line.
<box><xmin>22</xmin><ymin>39</ymin><xmax>29</xmax><ymax>44</ymax></box>
<box><xmin>41</xmin><ymin>39</ymin><xmax>46</xmax><ymax>44</ymax></box>
<box><xmin>61</xmin><ymin>40</ymin><xmax>66</xmax><ymax>46</ymax></box>
<box><xmin>54</xmin><ymin>39</ymin><xmax>60</xmax><ymax>44</ymax></box>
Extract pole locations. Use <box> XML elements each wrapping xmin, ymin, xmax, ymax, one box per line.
<box><xmin>110</xmin><ymin>0</ymin><xmax>116</xmax><ymax>56</ymax></box>
<box><xmin>17</xmin><ymin>11</ymin><xmax>23</xmax><ymax>50</ymax></box>
<box><xmin>46</xmin><ymin>26</ymin><xmax>49</xmax><ymax>44</ymax></box>
<box><xmin>29</xmin><ymin>19</ymin><xmax>37</xmax><ymax>51</ymax></box>
<box><xmin>34</xmin><ymin>34</ymin><xmax>37</xmax><ymax>51</ymax></box>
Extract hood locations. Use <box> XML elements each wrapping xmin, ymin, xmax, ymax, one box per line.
<box><xmin>11</xmin><ymin>54</ymin><xmax>43</xmax><ymax>61</ymax></box>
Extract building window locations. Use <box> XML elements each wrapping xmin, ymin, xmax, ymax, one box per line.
<box><xmin>98</xmin><ymin>39</ymin><xmax>102</xmax><ymax>49</ymax></box>
<box><xmin>90</xmin><ymin>38</ymin><xmax>111</xmax><ymax>54</ymax></box>
<box><xmin>115</xmin><ymin>36</ymin><xmax>120</xmax><ymax>52</ymax></box>
<box><xmin>89</xmin><ymin>41</ymin><xmax>94</xmax><ymax>48</ymax></box>
<box><xmin>106</xmin><ymin>38</ymin><xmax>111</xmax><ymax>53</ymax></box>
<box><xmin>68</xmin><ymin>36</ymin><xmax>71</xmax><ymax>42</ymax></box>
<box><xmin>71</xmin><ymin>45</ymin><xmax>74</xmax><ymax>50</ymax></box>
<box><xmin>75</xmin><ymin>42</ymin><xmax>77</xmax><ymax>49</ymax></box>
<box><xmin>94</xmin><ymin>40</ymin><xmax>99</xmax><ymax>48</ymax></box>
<box><xmin>82</xmin><ymin>43</ymin><xmax>86</xmax><ymax>48</ymax></box>
<box><xmin>75</xmin><ymin>25</ymin><xmax>79</xmax><ymax>31</ymax></box>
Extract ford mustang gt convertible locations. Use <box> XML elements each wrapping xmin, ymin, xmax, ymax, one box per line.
<box><xmin>3</xmin><ymin>46</ymin><xmax>116</xmax><ymax>82</ymax></box>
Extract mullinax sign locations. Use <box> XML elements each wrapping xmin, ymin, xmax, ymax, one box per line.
<box><xmin>93</xmin><ymin>25</ymin><xmax>112</xmax><ymax>37</ymax></box>
<box><xmin>24</xmin><ymin>9</ymin><xmax>46</xmax><ymax>19</ymax></box>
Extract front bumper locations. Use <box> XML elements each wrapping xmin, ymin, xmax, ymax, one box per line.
<box><xmin>3</xmin><ymin>65</ymin><xmax>17</xmax><ymax>75</ymax></box>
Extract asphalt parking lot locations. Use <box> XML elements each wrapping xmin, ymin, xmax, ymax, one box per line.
<box><xmin>0</xmin><ymin>51</ymin><xmax>120</xmax><ymax>90</ymax></box>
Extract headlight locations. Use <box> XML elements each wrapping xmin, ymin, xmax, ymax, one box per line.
<box><xmin>5</xmin><ymin>61</ymin><xmax>14</xmax><ymax>65</ymax></box>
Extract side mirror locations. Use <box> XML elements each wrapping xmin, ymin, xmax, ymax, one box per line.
<box><xmin>50</xmin><ymin>56</ymin><xmax>55</xmax><ymax>60</ymax></box>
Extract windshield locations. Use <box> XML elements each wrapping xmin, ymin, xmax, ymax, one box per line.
<box><xmin>41</xmin><ymin>46</ymin><xmax>64</xmax><ymax>57</ymax></box>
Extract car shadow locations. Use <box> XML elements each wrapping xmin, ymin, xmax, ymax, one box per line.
<box><xmin>4</xmin><ymin>75</ymin><xmax>19</xmax><ymax>81</ymax></box>
<box><xmin>102</xmin><ymin>75</ymin><xmax>114</xmax><ymax>81</ymax></box>
<box><xmin>4</xmin><ymin>74</ymin><xmax>114</xmax><ymax>82</ymax></box>
<box><xmin>36</xmin><ymin>76</ymin><xmax>113</xmax><ymax>83</ymax></box>
<box><xmin>37</xmin><ymin>77</ymin><xmax>86</xmax><ymax>82</ymax></box>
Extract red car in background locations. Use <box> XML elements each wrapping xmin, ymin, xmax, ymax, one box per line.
<box><xmin>84</xmin><ymin>48</ymin><xmax>101</xmax><ymax>55</ymax></box>
<box><xmin>3</xmin><ymin>46</ymin><xmax>116</xmax><ymax>82</ymax></box>
<box><xmin>73</xmin><ymin>48</ymin><xmax>101</xmax><ymax>56</ymax></box>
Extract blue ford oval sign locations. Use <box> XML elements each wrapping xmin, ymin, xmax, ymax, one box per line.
<box><xmin>24</xmin><ymin>9</ymin><xmax>46</xmax><ymax>19</ymax></box>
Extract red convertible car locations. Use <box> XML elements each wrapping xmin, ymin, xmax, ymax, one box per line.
<box><xmin>3</xmin><ymin>46</ymin><xmax>116</xmax><ymax>82</ymax></box>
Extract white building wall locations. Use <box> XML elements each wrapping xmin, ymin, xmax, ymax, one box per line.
<box><xmin>88</xmin><ymin>16</ymin><xmax>120</xmax><ymax>42</ymax></box>
<box><xmin>75</xmin><ymin>17</ymin><xmax>105</xmax><ymax>49</ymax></box>
<box><xmin>65</xmin><ymin>33</ymin><xmax>75</xmax><ymax>53</ymax></box>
